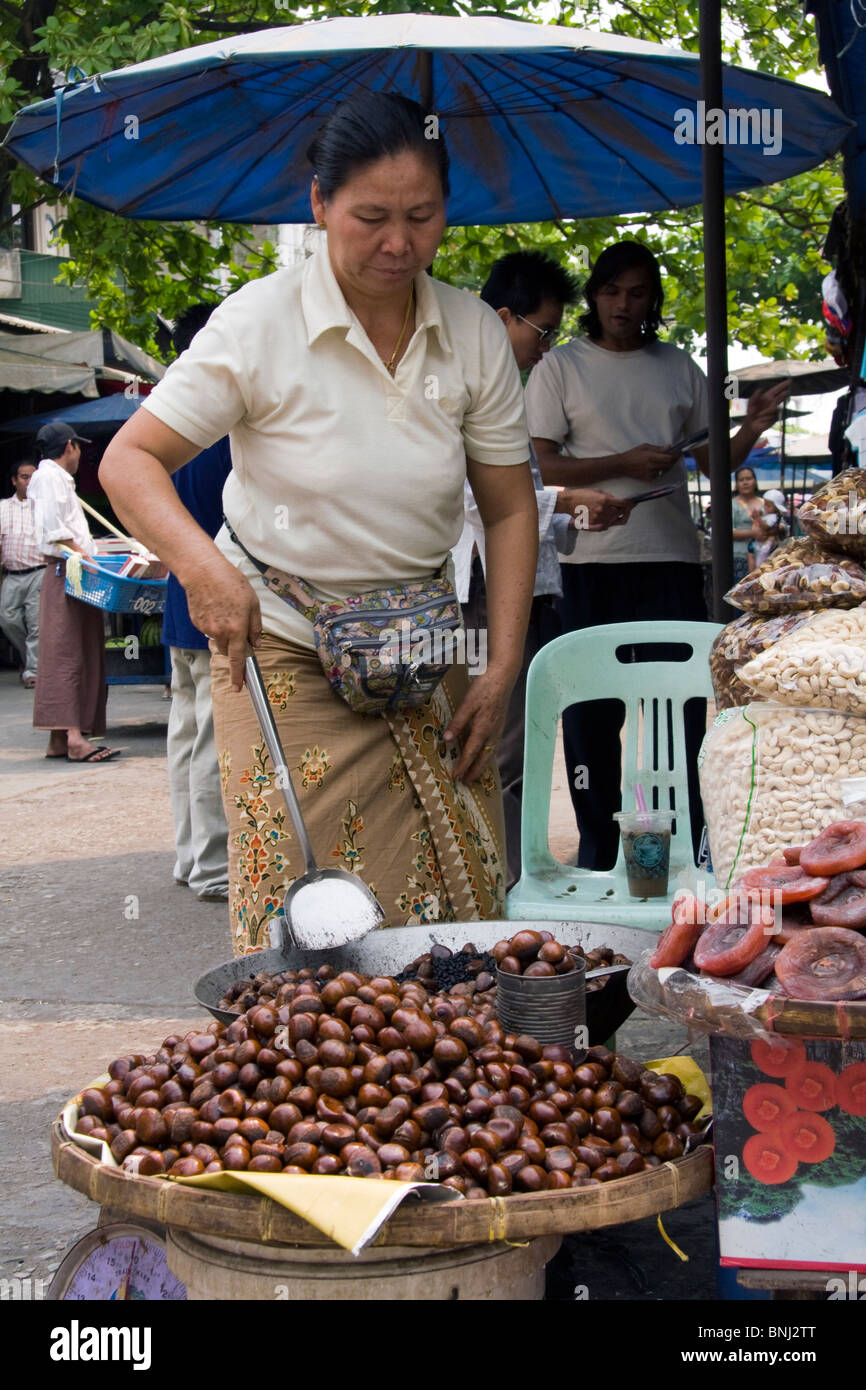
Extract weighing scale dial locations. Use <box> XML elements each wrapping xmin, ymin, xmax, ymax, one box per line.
<box><xmin>48</xmin><ymin>1224</ymin><xmax>186</xmax><ymax>1301</ymax></box>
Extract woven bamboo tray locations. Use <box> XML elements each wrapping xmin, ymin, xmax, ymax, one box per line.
<box><xmin>51</xmin><ymin>1121</ymin><xmax>712</xmax><ymax>1250</ymax></box>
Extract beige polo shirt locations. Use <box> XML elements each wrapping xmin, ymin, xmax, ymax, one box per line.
<box><xmin>143</xmin><ymin>247</ymin><xmax>529</xmax><ymax>648</ymax></box>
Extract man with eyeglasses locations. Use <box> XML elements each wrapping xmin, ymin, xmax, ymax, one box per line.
<box><xmin>526</xmin><ymin>240</ymin><xmax>788</xmax><ymax>871</ymax></box>
<box><xmin>453</xmin><ymin>250</ymin><xmax>631</xmax><ymax>886</ymax></box>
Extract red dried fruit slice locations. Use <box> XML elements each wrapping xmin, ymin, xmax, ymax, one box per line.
<box><xmin>742</xmin><ymin>1132</ymin><xmax>799</xmax><ymax>1185</ymax></box>
<box><xmin>700</xmin><ymin>943</ymin><xmax>780</xmax><ymax>989</ymax></box>
<box><xmin>785</xmin><ymin>1062</ymin><xmax>837</xmax><ymax>1112</ymax></box>
<box><xmin>836</xmin><ymin>1062</ymin><xmax>866</xmax><ymax>1117</ymax></box>
<box><xmin>672</xmin><ymin>890</ymin><xmax>709</xmax><ymax>926</ymax></box>
<box><xmin>706</xmin><ymin>885</ymin><xmax>773</xmax><ymax>927</ymax></box>
<box><xmin>800</xmin><ymin>820</ymin><xmax>866</xmax><ymax>877</ymax></box>
<box><xmin>808</xmin><ymin>874</ymin><xmax>866</xmax><ymax>929</ymax></box>
<box><xmin>692</xmin><ymin>918</ymin><xmax>770</xmax><ymax>977</ymax></box>
<box><xmin>750</xmin><ymin>1037</ymin><xmax>807</xmax><ymax>1078</ymax></box>
<box><xmin>775</xmin><ymin>906</ymin><xmax>818</xmax><ymax>945</ymax></box>
<box><xmin>740</xmin><ymin>865</ymin><xmax>829</xmax><ymax>903</ymax></box>
<box><xmin>782</xmin><ymin>846</ymin><xmax>804</xmax><ymax>865</ymax></box>
<box><xmin>649</xmin><ymin>911</ymin><xmax>705</xmax><ymax>969</ymax></box>
<box><xmin>777</xmin><ymin>1110</ymin><xmax>835</xmax><ymax>1164</ymax></box>
<box><xmin>775</xmin><ymin>927</ymin><xmax>866</xmax><ymax>1002</ymax></box>
<box><xmin>742</xmin><ymin>1083</ymin><xmax>797</xmax><ymax>1132</ymax></box>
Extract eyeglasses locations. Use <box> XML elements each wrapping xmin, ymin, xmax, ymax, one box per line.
<box><xmin>515</xmin><ymin>314</ymin><xmax>562</xmax><ymax>345</ymax></box>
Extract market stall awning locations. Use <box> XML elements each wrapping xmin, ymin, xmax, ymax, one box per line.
<box><xmin>1</xmin><ymin>14</ymin><xmax>851</xmax><ymax>225</ymax></box>
<box><xmin>0</xmin><ymin>340</ymin><xmax>97</xmax><ymax>395</ymax></box>
<box><xmin>0</xmin><ymin>329</ymin><xmax>164</xmax><ymax>397</ymax></box>
<box><xmin>0</xmin><ymin>391</ymin><xmax>144</xmax><ymax>435</ymax></box>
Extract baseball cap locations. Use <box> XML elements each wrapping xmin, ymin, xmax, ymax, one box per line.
<box><xmin>763</xmin><ymin>488</ymin><xmax>787</xmax><ymax>511</ymax></box>
<box><xmin>35</xmin><ymin>419</ymin><xmax>92</xmax><ymax>455</ymax></box>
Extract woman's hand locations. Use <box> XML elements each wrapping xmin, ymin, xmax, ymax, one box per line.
<box><xmin>445</xmin><ymin>666</ymin><xmax>514</xmax><ymax>783</ymax></box>
<box><xmin>184</xmin><ymin>552</ymin><xmax>263</xmax><ymax>690</ymax></box>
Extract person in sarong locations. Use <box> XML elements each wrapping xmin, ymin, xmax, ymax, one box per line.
<box><xmin>100</xmin><ymin>92</ymin><xmax>538</xmax><ymax>953</ymax></box>
<box><xmin>28</xmin><ymin>421</ymin><xmax>119</xmax><ymax>763</ymax></box>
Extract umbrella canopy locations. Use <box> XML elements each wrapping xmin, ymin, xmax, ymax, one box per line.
<box><xmin>2</xmin><ymin>14</ymin><xmax>850</xmax><ymax>225</ymax></box>
<box><xmin>731</xmin><ymin>358</ymin><xmax>849</xmax><ymax>398</ymax></box>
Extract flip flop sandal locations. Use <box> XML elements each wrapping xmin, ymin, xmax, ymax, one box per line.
<box><xmin>67</xmin><ymin>746</ymin><xmax>121</xmax><ymax>763</ymax></box>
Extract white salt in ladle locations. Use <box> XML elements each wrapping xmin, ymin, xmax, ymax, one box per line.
<box><xmin>245</xmin><ymin>653</ymin><xmax>385</xmax><ymax>951</ymax></box>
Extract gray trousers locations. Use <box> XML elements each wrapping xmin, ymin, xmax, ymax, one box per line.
<box><xmin>462</xmin><ymin>561</ymin><xmax>562</xmax><ymax>889</ymax></box>
<box><xmin>167</xmin><ymin>647</ymin><xmax>229</xmax><ymax>897</ymax></box>
<box><xmin>0</xmin><ymin>567</ymin><xmax>44</xmax><ymax>678</ymax></box>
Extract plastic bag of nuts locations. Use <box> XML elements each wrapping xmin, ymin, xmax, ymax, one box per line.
<box><xmin>738</xmin><ymin>605</ymin><xmax>866</xmax><ymax>714</ymax></box>
<box><xmin>709</xmin><ymin>611</ymin><xmax>813</xmax><ymax>711</ymax></box>
<box><xmin>698</xmin><ymin>702</ymin><xmax>866</xmax><ymax>886</ymax></box>
<box><xmin>724</xmin><ymin>538</ymin><xmax>866</xmax><ymax>614</ymax></box>
<box><xmin>797</xmin><ymin>468</ymin><xmax>866</xmax><ymax>558</ymax></box>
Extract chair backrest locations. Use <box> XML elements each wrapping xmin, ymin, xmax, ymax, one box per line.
<box><xmin>521</xmin><ymin>620</ymin><xmax>721</xmax><ymax>876</ymax></box>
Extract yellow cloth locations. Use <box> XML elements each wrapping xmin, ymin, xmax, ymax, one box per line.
<box><xmin>174</xmin><ymin>1172</ymin><xmax>455</xmax><ymax>1255</ymax></box>
<box><xmin>646</xmin><ymin>1056</ymin><xmax>712</xmax><ymax>1119</ymax></box>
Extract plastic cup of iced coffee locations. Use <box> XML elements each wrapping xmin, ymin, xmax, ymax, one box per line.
<box><xmin>613</xmin><ymin>810</ymin><xmax>675</xmax><ymax>898</ymax></box>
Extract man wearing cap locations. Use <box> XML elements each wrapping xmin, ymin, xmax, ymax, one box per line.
<box><xmin>28</xmin><ymin>421</ymin><xmax>119</xmax><ymax>762</ymax></box>
<box><xmin>0</xmin><ymin>459</ymin><xmax>43</xmax><ymax>687</ymax></box>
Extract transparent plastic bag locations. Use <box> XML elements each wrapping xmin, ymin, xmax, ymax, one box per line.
<box><xmin>697</xmin><ymin>703</ymin><xmax>866</xmax><ymax>886</ymax></box>
<box><xmin>628</xmin><ymin>952</ymin><xmax>786</xmax><ymax>1041</ymax></box>
<box><xmin>738</xmin><ymin>606</ymin><xmax>866</xmax><ymax>714</ymax></box>
<box><xmin>724</xmin><ymin>537</ymin><xmax>866</xmax><ymax>614</ymax></box>
<box><xmin>709</xmin><ymin>611</ymin><xmax>813</xmax><ymax>710</ymax></box>
<box><xmin>798</xmin><ymin>468</ymin><xmax>866</xmax><ymax>558</ymax></box>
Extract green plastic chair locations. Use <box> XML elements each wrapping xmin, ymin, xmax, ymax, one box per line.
<box><xmin>507</xmin><ymin>620</ymin><xmax>722</xmax><ymax>931</ymax></box>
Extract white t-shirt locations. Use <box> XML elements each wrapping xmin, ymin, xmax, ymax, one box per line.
<box><xmin>142</xmin><ymin>247</ymin><xmax>529</xmax><ymax>648</ymax></box>
<box><xmin>524</xmin><ymin>337</ymin><xmax>708</xmax><ymax>565</ymax></box>
<box><xmin>27</xmin><ymin>457</ymin><xmax>93</xmax><ymax>558</ymax></box>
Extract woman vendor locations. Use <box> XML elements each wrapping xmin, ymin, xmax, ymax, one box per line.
<box><xmin>100</xmin><ymin>92</ymin><xmax>543</xmax><ymax>953</ymax></box>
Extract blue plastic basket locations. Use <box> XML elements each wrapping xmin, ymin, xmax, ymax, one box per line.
<box><xmin>64</xmin><ymin>553</ymin><xmax>167</xmax><ymax>615</ymax></box>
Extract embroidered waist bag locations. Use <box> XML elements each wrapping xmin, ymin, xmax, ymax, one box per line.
<box><xmin>225</xmin><ymin>521</ymin><xmax>465</xmax><ymax>714</ymax></box>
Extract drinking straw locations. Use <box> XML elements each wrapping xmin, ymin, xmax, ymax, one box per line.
<box><xmin>635</xmin><ymin>783</ymin><xmax>650</xmax><ymax>830</ymax></box>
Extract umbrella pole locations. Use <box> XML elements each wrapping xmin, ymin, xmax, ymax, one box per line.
<box><xmin>701</xmin><ymin>0</ymin><xmax>733</xmax><ymax>621</ymax></box>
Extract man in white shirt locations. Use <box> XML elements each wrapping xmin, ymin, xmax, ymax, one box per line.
<box><xmin>28</xmin><ymin>420</ymin><xmax>118</xmax><ymax>762</ymax></box>
<box><xmin>454</xmin><ymin>250</ymin><xmax>630</xmax><ymax>885</ymax></box>
<box><xmin>0</xmin><ymin>459</ymin><xmax>44</xmax><ymax>685</ymax></box>
<box><xmin>526</xmin><ymin>240</ymin><xmax>787</xmax><ymax>869</ymax></box>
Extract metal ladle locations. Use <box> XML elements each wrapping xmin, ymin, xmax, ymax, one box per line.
<box><xmin>244</xmin><ymin>653</ymin><xmax>385</xmax><ymax>951</ymax></box>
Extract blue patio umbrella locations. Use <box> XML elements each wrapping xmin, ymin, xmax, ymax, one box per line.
<box><xmin>2</xmin><ymin>14</ymin><xmax>850</xmax><ymax>225</ymax></box>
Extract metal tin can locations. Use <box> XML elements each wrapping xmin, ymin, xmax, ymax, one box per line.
<box><xmin>496</xmin><ymin>958</ymin><xmax>587</xmax><ymax>1059</ymax></box>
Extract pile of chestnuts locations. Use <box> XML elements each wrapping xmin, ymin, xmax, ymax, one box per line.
<box><xmin>75</xmin><ymin>958</ymin><xmax>705</xmax><ymax>1199</ymax></box>
<box><xmin>218</xmin><ymin>935</ymin><xmax>631</xmax><ymax>1015</ymax></box>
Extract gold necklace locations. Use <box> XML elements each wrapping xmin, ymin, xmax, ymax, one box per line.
<box><xmin>382</xmin><ymin>284</ymin><xmax>415</xmax><ymax>377</ymax></box>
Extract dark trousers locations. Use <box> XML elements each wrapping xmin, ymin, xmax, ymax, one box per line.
<box><xmin>461</xmin><ymin>558</ymin><xmax>562</xmax><ymax>889</ymax></box>
<box><xmin>556</xmin><ymin>561</ymin><xmax>707</xmax><ymax>871</ymax></box>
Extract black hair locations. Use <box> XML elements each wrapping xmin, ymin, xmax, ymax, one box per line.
<box><xmin>732</xmin><ymin>466</ymin><xmax>762</xmax><ymax>498</ymax></box>
<box><xmin>11</xmin><ymin>457</ymin><xmax>35</xmax><ymax>478</ymax></box>
<box><xmin>171</xmin><ymin>302</ymin><xmax>221</xmax><ymax>357</ymax></box>
<box><xmin>480</xmin><ymin>251</ymin><xmax>578</xmax><ymax>318</ymax></box>
<box><xmin>579</xmin><ymin>241</ymin><xmax>664</xmax><ymax>342</ymax></box>
<box><xmin>307</xmin><ymin>91</ymin><xmax>450</xmax><ymax>201</ymax></box>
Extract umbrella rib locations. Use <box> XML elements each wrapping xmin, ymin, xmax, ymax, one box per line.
<box><xmin>465</xmin><ymin>50</ymin><xmax>681</xmax><ymax>212</ymax></box>
<box><xmin>108</xmin><ymin>51</ymin><xmax>407</xmax><ymax>218</ymax></box>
